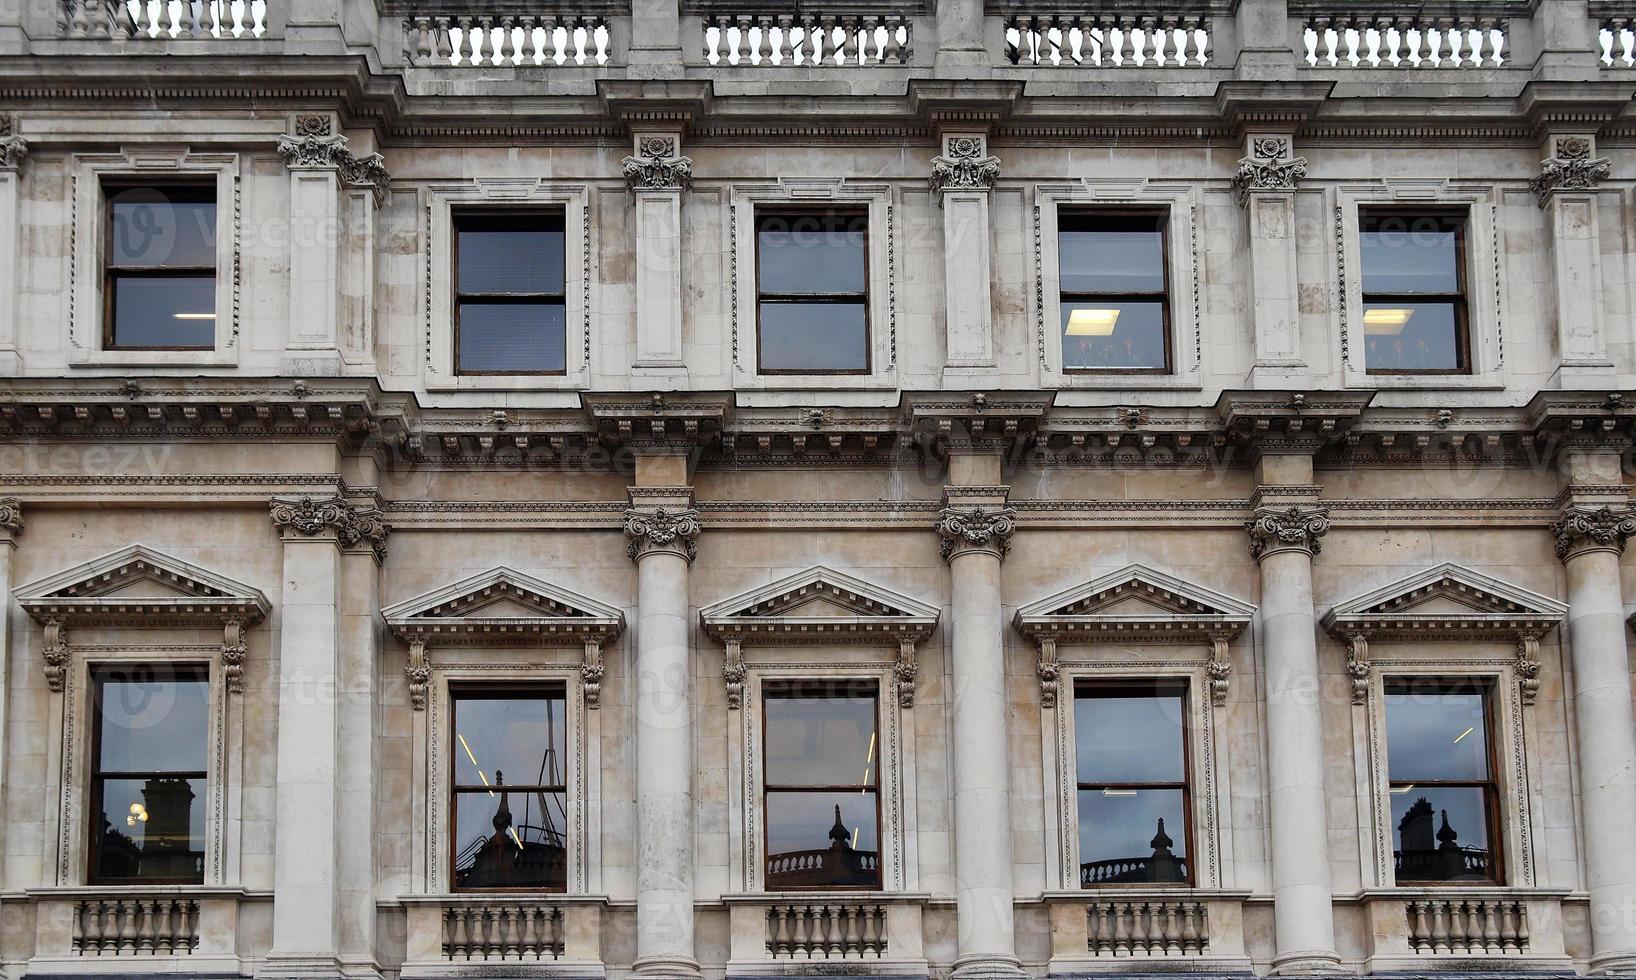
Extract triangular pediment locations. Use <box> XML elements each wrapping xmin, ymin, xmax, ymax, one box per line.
<box><xmin>14</xmin><ymin>544</ymin><xmax>270</xmax><ymax>627</ymax></box>
<box><xmin>1323</xmin><ymin>563</ymin><xmax>1566</xmax><ymax>641</ymax></box>
<box><xmin>1014</xmin><ymin>565</ymin><xmax>1255</xmax><ymax>644</ymax></box>
<box><xmin>701</xmin><ymin>566</ymin><xmax>939</xmax><ymax>645</ymax></box>
<box><xmin>382</xmin><ymin>567</ymin><xmax>623</xmax><ymax>645</ymax></box>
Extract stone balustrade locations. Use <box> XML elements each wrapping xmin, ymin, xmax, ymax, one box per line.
<box><xmin>1601</xmin><ymin>16</ymin><xmax>1636</xmax><ymax>66</ymax></box>
<box><xmin>1003</xmin><ymin>12</ymin><xmax>1212</xmax><ymax>66</ymax></box>
<box><xmin>59</xmin><ymin>0</ymin><xmax>271</xmax><ymax>38</ymax></box>
<box><xmin>1300</xmin><ymin>12</ymin><xmax>1508</xmax><ymax>67</ymax></box>
<box><xmin>400</xmin><ymin>897</ymin><xmax>604</xmax><ymax>977</ymax></box>
<box><xmin>1406</xmin><ymin>898</ymin><xmax>1528</xmax><ymax>955</ymax></box>
<box><xmin>73</xmin><ymin>896</ymin><xmax>200</xmax><ymax>955</ymax></box>
<box><xmin>441</xmin><ymin>903</ymin><xmax>566</xmax><ymax>961</ymax></box>
<box><xmin>701</xmin><ymin>12</ymin><xmax>912</xmax><ymax>66</ymax></box>
<box><xmin>764</xmin><ymin>903</ymin><xmax>887</xmax><ymax>959</ymax></box>
<box><xmin>1086</xmin><ymin>900</ymin><xmax>1209</xmax><ymax>956</ymax></box>
<box><xmin>403</xmin><ymin>12</ymin><xmax>611</xmax><ymax>66</ymax></box>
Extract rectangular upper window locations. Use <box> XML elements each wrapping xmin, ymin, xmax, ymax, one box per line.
<box><xmin>450</xmin><ymin>686</ymin><xmax>569</xmax><ymax>891</ymax></box>
<box><xmin>454</xmin><ymin>211</ymin><xmax>567</xmax><ymax>375</ymax></box>
<box><xmin>1385</xmin><ymin>679</ymin><xmax>1500</xmax><ymax>884</ymax></box>
<box><xmin>1360</xmin><ymin>211</ymin><xmax>1470</xmax><ymax>374</ymax></box>
<box><xmin>756</xmin><ymin>211</ymin><xmax>870</xmax><ymax>374</ymax></box>
<box><xmin>89</xmin><ymin>665</ymin><xmax>210</xmax><ymax>884</ymax></box>
<box><xmin>103</xmin><ymin>184</ymin><xmax>218</xmax><ymax>350</ymax></box>
<box><xmin>1058</xmin><ymin>212</ymin><xmax>1171</xmax><ymax>373</ymax></box>
<box><xmin>1074</xmin><ymin>682</ymin><xmax>1191</xmax><ymax>886</ymax></box>
<box><xmin>762</xmin><ymin>681</ymin><xmax>881</xmax><ymax>889</ymax></box>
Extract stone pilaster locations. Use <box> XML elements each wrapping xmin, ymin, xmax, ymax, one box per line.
<box><xmin>932</xmin><ymin>134</ymin><xmax>1000</xmax><ymax>376</ymax></box>
<box><xmin>1532</xmin><ymin>134</ymin><xmax>1615</xmax><ymax>384</ymax></box>
<box><xmin>625</xmin><ymin>486</ymin><xmax>702</xmax><ymax>979</ymax></box>
<box><xmin>937</xmin><ymin>483</ymin><xmax>1025</xmax><ymax>980</ymax></box>
<box><xmin>0</xmin><ymin>116</ymin><xmax>26</xmax><ymax>374</ymax></box>
<box><xmin>624</xmin><ymin>134</ymin><xmax>691</xmax><ymax>374</ymax></box>
<box><xmin>1246</xmin><ymin>487</ymin><xmax>1342</xmax><ymax>974</ymax></box>
<box><xmin>1234</xmin><ymin>134</ymin><xmax>1308</xmax><ymax>386</ymax></box>
<box><xmin>0</xmin><ymin>498</ymin><xmax>20</xmax><ymax>889</ymax></box>
<box><xmin>1552</xmin><ymin>501</ymin><xmax>1636</xmax><ymax>974</ymax></box>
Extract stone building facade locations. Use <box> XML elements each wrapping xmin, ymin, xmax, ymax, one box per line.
<box><xmin>2</xmin><ymin>0</ymin><xmax>1636</xmax><ymax>977</ymax></box>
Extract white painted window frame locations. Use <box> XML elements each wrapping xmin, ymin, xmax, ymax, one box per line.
<box><xmin>68</xmin><ymin>149</ymin><xmax>242</xmax><ymax>368</ymax></box>
<box><xmin>1331</xmin><ymin>179</ymin><xmax>1509</xmax><ymax>389</ymax></box>
<box><xmin>1033</xmin><ymin>179</ymin><xmax>1204</xmax><ymax>391</ymax></box>
<box><xmin>727</xmin><ymin>178</ymin><xmax>898</xmax><ymax>390</ymax></box>
<box><xmin>419</xmin><ymin>179</ymin><xmax>593</xmax><ymax>391</ymax></box>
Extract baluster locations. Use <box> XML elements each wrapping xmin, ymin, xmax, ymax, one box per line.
<box><xmin>1196</xmin><ymin>901</ymin><xmax>1210</xmax><ymax>952</ymax></box>
<box><xmin>1137</xmin><ymin>902</ymin><xmax>1156</xmax><ymax>953</ymax></box>
<box><xmin>861</xmin><ymin>15</ymin><xmax>882</xmax><ymax>66</ymax></box>
<box><xmin>1156</xmin><ymin>16</ymin><xmax>1178</xmax><ymax>67</ymax></box>
<box><xmin>432</xmin><ymin>17</ymin><xmax>452</xmax><ymax>64</ymax></box>
<box><xmin>774</xmin><ymin>15</ymin><xmax>794</xmax><ymax>65</ymax></box>
<box><xmin>1180</xmin><ymin>902</ymin><xmax>1201</xmax><ymax>953</ymax></box>
<box><xmin>500</xmin><ymin>905</ymin><xmax>519</xmax><ymax>958</ymax></box>
<box><xmin>453</xmin><ymin>907</ymin><xmax>473</xmax><ymax>959</ymax></box>
<box><xmin>1195</xmin><ymin>16</ymin><xmax>1211</xmax><ymax>65</ymax></box>
<box><xmin>1515</xmin><ymin>902</ymin><xmax>1530</xmax><ymax>953</ymax></box>
<box><xmin>1111</xmin><ymin>902</ymin><xmax>1131</xmax><ymax>955</ymax></box>
<box><xmin>155</xmin><ymin>899</ymin><xmax>175</xmax><ymax>954</ymax></box>
<box><xmin>1409</xmin><ymin>901</ymin><xmax>1429</xmax><ymax>950</ymax></box>
<box><xmin>840</xmin><ymin>904</ymin><xmax>858</xmax><ymax>955</ymax></box>
<box><xmin>882</xmin><ymin>15</ymin><xmax>901</xmax><ymax>64</ymax></box>
<box><xmin>97</xmin><ymin>900</ymin><xmax>118</xmax><ymax>954</ymax></box>
<box><xmin>1161</xmin><ymin>902</ymin><xmax>1180</xmax><ymax>954</ymax></box>
<box><xmin>1480</xmin><ymin>901</ymin><xmax>1499</xmax><ymax>953</ymax></box>
<box><xmin>1464</xmin><ymin>901</ymin><xmax>1483</xmax><ymax>952</ymax></box>
<box><xmin>766</xmin><ymin>906</ymin><xmax>785</xmax><ymax>955</ymax></box>
<box><xmin>518</xmin><ymin>906</ymin><xmax>537</xmax><ymax>959</ymax></box>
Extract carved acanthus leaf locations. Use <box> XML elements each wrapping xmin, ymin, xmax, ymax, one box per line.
<box><xmin>1245</xmin><ymin>506</ymin><xmax>1330</xmax><ymax>561</ymax></box>
<box><xmin>930</xmin><ymin>136</ymin><xmax>1001</xmax><ymax>196</ymax></box>
<box><xmin>276</xmin><ymin>133</ymin><xmax>390</xmax><ymax>206</ymax></box>
<box><xmin>1231</xmin><ymin>156</ymin><xmax>1308</xmax><ymax>205</ymax></box>
<box><xmin>1551</xmin><ymin>505</ymin><xmax>1636</xmax><ymax>561</ymax></box>
<box><xmin>622</xmin><ymin>139</ymin><xmax>693</xmax><ymax>192</ymax></box>
<box><xmin>0</xmin><ymin>497</ymin><xmax>23</xmax><ymax>536</ymax></box>
<box><xmin>0</xmin><ymin>134</ymin><xmax>28</xmax><ymax>171</ymax></box>
<box><xmin>270</xmin><ymin>496</ymin><xmax>391</xmax><ymax>560</ymax></box>
<box><xmin>935</xmin><ymin>506</ymin><xmax>1017</xmax><ymax>561</ymax></box>
<box><xmin>624</xmin><ymin>507</ymin><xmax>703</xmax><ymax>563</ymax></box>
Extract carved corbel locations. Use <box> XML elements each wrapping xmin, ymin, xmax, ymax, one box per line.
<box><xmin>1530</xmin><ymin>135</ymin><xmax>1610</xmax><ymax>207</ymax></box>
<box><xmin>1515</xmin><ymin>632</ymin><xmax>1542</xmax><ymax>707</ymax></box>
<box><xmin>929</xmin><ymin>134</ymin><xmax>1001</xmax><ymax>199</ymax></box>
<box><xmin>1230</xmin><ymin>135</ymin><xmax>1307</xmax><ymax>207</ymax></box>
<box><xmin>622</xmin><ymin>135</ymin><xmax>693</xmax><ymax>192</ymax></box>
<box><xmin>42</xmin><ymin>618</ymin><xmax>69</xmax><ymax>693</ymax></box>
<box><xmin>582</xmin><ymin>639</ymin><xmax>605</xmax><ymax>710</ymax></box>
<box><xmin>1207</xmin><ymin>631</ymin><xmax>1233</xmax><ymax>708</ymax></box>
<box><xmin>894</xmin><ymin>639</ymin><xmax>918</xmax><ymax>708</ymax></box>
<box><xmin>1346</xmin><ymin>633</ymin><xmax>1372</xmax><ymax>705</ymax></box>
<box><xmin>723</xmin><ymin>638</ymin><xmax>745</xmax><ymax>710</ymax></box>
<box><xmin>221</xmin><ymin>617</ymin><xmax>247</xmax><ymax>695</ymax></box>
<box><xmin>405</xmin><ymin>639</ymin><xmax>431</xmax><ymax>711</ymax></box>
<box><xmin>1036</xmin><ymin>636</ymin><xmax>1060</xmax><ymax>710</ymax></box>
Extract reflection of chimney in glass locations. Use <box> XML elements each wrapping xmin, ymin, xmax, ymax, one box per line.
<box><xmin>140</xmin><ymin>777</ymin><xmax>196</xmax><ymax>879</ymax></box>
<box><xmin>1399</xmin><ymin>797</ymin><xmax>1436</xmax><ymax>853</ymax></box>
<box><xmin>828</xmin><ymin>804</ymin><xmax>850</xmax><ymax>850</ymax></box>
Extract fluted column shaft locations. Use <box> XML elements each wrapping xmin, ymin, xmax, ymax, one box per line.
<box><xmin>1248</xmin><ymin>506</ymin><xmax>1341</xmax><ymax>975</ymax></box>
<box><xmin>627</xmin><ymin>502</ymin><xmax>702</xmax><ymax>979</ymax></box>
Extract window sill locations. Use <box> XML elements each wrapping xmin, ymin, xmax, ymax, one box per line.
<box><xmin>722</xmin><ymin>890</ymin><xmax>931</xmax><ymax>904</ymax></box>
<box><xmin>69</xmin><ymin>347</ymin><xmax>239</xmax><ymax>369</ymax></box>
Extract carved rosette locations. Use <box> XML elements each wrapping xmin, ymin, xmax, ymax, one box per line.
<box><xmin>1245</xmin><ymin>506</ymin><xmax>1330</xmax><ymax>561</ymax></box>
<box><xmin>935</xmin><ymin>506</ymin><xmax>1017</xmax><ymax>562</ymax></box>
<box><xmin>622</xmin><ymin>136</ymin><xmax>693</xmax><ymax>192</ymax></box>
<box><xmin>1531</xmin><ymin>136</ymin><xmax>1610</xmax><ymax>206</ymax></box>
<box><xmin>929</xmin><ymin>135</ymin><xmax>1001</xmax><ymax>198</ymax></box>
<box><xmin>42</xmin><ymin>618</ymin><xmax>69</xmax><ymax>693</ymax></box>
<box><xmin>276</xmin><ymin>131</ymin><xmax>391</xmax><ymax>207</ymax></box>
<box><xmin>405</xmin><ymin>639</ymin><xmax>430</xmax><ymax>711</ymax></box>
<box><xmin>221</xmin><ymin>617</ymin><xmax>247</xmax><ymax>695</ymax></box>
<box><xmin>1551</xmin><ymin>505</ymin><xmax>1636</xmax><ymax>561</ymax></box>
<box><xmin>0</xmin><ymin>496</ymin><xmax>23</xmax><ymax>538</ymax></box>
<box><xmin>270</xmin><ymin>496</ymin><xmax>391</xmax><ymax>561</ymax></box>
<box><xmin>624</xmin><ymin>507</ymin><xmax>703</xmax><ymax>564</ymax></box>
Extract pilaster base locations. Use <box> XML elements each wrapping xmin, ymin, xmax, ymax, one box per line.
<box><xmin>258</xmin><ymin>954</ymin><xmax>346</xmax><ymax>979</ymax></box>
<box><xmin>1590</xmin><ymin>949</ymin><xmax>1636</xmax><ymax>975</ymax></box>
<box><xmin>1268</xmin><ymin>950</ymin><xmax>1345</xmax><ymax>976</ymax></box>
<box><xmin>631</xmin><ymin>954</ymin><xmax>702</xmax><ymax>980</ymax></box>
<box><xmin>950</xmin><ymin>955</ymin><xmax>1027</xmax><ymax>980</ymax></box>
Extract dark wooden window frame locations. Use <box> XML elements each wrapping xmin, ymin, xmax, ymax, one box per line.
<box><xmin>1073</xmin><ymin>678</ymin><xmax>1195</xmax><ymax>888</ymax></box>
<box><xmin>754</xmin><ymin>208</ymin><xmax>872</xmax><ymax>376</ymax></box>
<box><xmin>102</xmin><ymin>181</ymin><xmax>219</xmax><ymax>352</ymax></box>
<box><xmin>760</xmin><ymin>678</ymin><xmax>884</xmax><ymax>891</ymax></box>
<box><xmin>87</xmin><ymin>664</ymin><xmax>210</xmax><ymax>886</ymax></box>
<box><xmin>1359</xmin><ymin>208</ymin><xmax>1472</xmax><ymax>376</ymax></box>
<box><xmin>452</xmin><ymin>209</ymin><xmax>569</xmax><ymax>377</ymax></box>
<box><xmin>1384</xmin><ymin>676</ymin><xmax>1504</xmax><ymax>886</ymax></box>
<box><xmin>448</xmin><ymin>683</ymin><xmax>571</xmax><ymax>893</ymax></box>
<box><xmin>1056</xmin><ymin>208</ymin><xmax>1174</xmax><ymax>375</ymax></box>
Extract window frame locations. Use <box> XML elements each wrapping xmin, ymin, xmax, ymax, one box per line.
<box><xmin>1358</xmin><ymin>208</ymin><xmax>1472</xmax><ymax>377</ymax></box>
<box><xmin>753</xmin><ymin>208</ymin><xmax>872</xmax><ymax>377</ymax></box>
<box><xmin>1382</xmin><ymin>676</ymin><xmax>1504</xmax><ymax>886</ymax></box>
<box><xmin>447</xmin><ymin>682</ymin><xmax>572</xmax><ymax>894</ymax></box>
<box><xmin>100</xmin><ymin>180</ymin><xmax>221</xmax><ymax>353</ymax></box>
<box><xmin>86</xmin><ymin>663</ymin><xmax>211</xmax><ymax>887</ymax></box>
<box><xmin>1055</xmin><ymin>208</ymin><xmax>1174</xmax><ymax>376</ymax></box>
<box><xmin>758</xmin><ymin>679</ymin><xmax>884</xmax><ymax>892</ymax></box>
<box><xmin>1071</xmin><ymin>679</ymin><xmax>1195</xmax><ymax>888</ymax></box>
<box><xmin>450</xmin><ymin>208</ymin><xmax>569</xmax><ymax>378</ymax></box>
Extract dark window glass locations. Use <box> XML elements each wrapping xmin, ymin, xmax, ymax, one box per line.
<box><xmin>90</xmin><ymin>666</ymin><xmax>209</xmax><ymax>883</ymax></box>
<box><xmin>104</xmin><ymin>185</ymin><xmax>217</xmax><ymax>350</ymax></box>
<box><xmin>1360</xmin><ymin>212</ymin><xmax>1469</xmax><ymax>374</ymax></box>
<box><xmin>1058</xmin><ymin>213</ymin><xmax>1171</xmax><ymax>372</ymax></box>
<box><xmin>757</xmin><ymin>212</ymin><xmax>869</xmax><ymax>373</ymax></box>
<box><xmin>1074</xmin><ymin>683</ymin><xmax>1190</xmax><ymax>886</ymax></box>
<box><xmin>763</xmin><ymin>682</ymin><xmax>880</xmax><ymax>889</ymax></box>
<box><xmin>454</xmin><ymin>212</ymin><xmax>567</xmax><ymax>374</ymax></box>
<box><xmin>1385</xmin><ymin>680</ymin><xmax>1500</xmax><ymax>883</ymax></box>
<box><xmin>451</xmin><ymin>689</ymin><xmax>569</xmax><ymax>890</ymax></box>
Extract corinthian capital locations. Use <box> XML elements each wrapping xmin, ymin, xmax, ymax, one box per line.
<box><xmin>929</xmin><ymin>134</ymin><xmax>1000</xmax><ymax>198</ymax></box>
<box><xmin>622</xmin><ymin>135</ymin><xmax>693</xmax><ymax>192</ymax></box>
<box><xmin>1551</xmin><ymin>505</ymin><xmax>1636</xmax><ymax>561</ymax></box>
<box><xmin>1246</xmin><ymin>506</ymin><xmax>1330</xmax><ymax>561</ymax></box>
<box><xmin>625</xmin><ymin>507</ymin><xmax>702</xmax><ymax>563</ymax></box>
<box><xmin>1531</xmin><ymin>135</ymin><xmax>1610</xmax><ymax>207</ymax></box>
<box><xmin>936</xmin><ymin>506</ymin><xmax>1016</xmax><ymax>562</ymax></box>
<box><xmin>0</xmin><ymin>135</ymin><xmax>27</xmax><ymax>172</ymax></box>
<box><xmin>1231</xmin><ymin>135</ymin><xmax>1306</xmax><ymax>207</ymax></box>
<box><xmin>270</xmin><ymin>496</ymin><xmax>391</xmax><ymax>560</ymax></box>
<box><xmin>276</xmin><ymin>125</ymin><xmax>390</xmax><ymax>206</ymax></box>
<box><xmin>0</xmin><ymin>497</ymin><xmax>23</xmax><ymax>538</ymax></box>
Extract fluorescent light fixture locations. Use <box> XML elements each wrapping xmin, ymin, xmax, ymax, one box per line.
<box><xmin>1066</xmin><ymin>308</ymin><xmax>1120</xmax><ymax>336</ymax></box>
<box><xmin>1453</xmin><ymin>726</ymin><xmax>1475</xmax><ymax>745</ymax></box>
<box><xmin>1363</xmin><ymin>307</ymin><xmax>1413</xmax><ymax>336</ymax></box>
<box><xmin>1102</xmin><ymin>788</ymin><xmax>1138</xmax><ymax>797</ymax></box>
<box><xmin>1390</xmin><ymin>784</ymin><xmax>1415</xmax><ymax>795</ymax></box>
<box><xmin>172</xmin><ymin>312</ymin><xmax>216</xmax><ymax>320</ymax></box>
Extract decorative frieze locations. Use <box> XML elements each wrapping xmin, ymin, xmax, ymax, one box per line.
<box><xmin>1245</xmin><ymin>506</ymin><xmax>1330</xmax><ymax>561</ymax></box>
<box><xmin>1231</xmin><ymin>135</ymin><xmax>1307</xmax><ymax>206</ymax></box>
<box><xmin>935</xmin><ymin>506</ymin><xmax>1016</xmax><ymax>561</ymax></box>
<box><xmin>929</xmin><ymin>135</ymin><xmax>1000</xmax><ymax>198</ymax></box>
<box><xmin>1550</xmin><ymin>505</ymin><xmax>1636</xmax><ymax>561</ymax></box>
<box><xmin>1531</xmin><ymin>135</ymin><xmax>1610</xmax><ymax>207</ymax></box>
<box><xmin>270</xmin><ymin>495</ymin><xmax>391</xmax><ymax>560</ymax></box>
<box><xmin>624</xmin><ymin>507</ymin><xmax>702</xmax><ymax>563</ymax></box>
<box><xmin>275</xmin><ymin>127</ymin><xmax>391</xmax><ymax>206</ymax></box>
<box><xmin>622</xmin><ymin>135</ymin><xmax>693</xmax><ymax>192</ymax></box>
